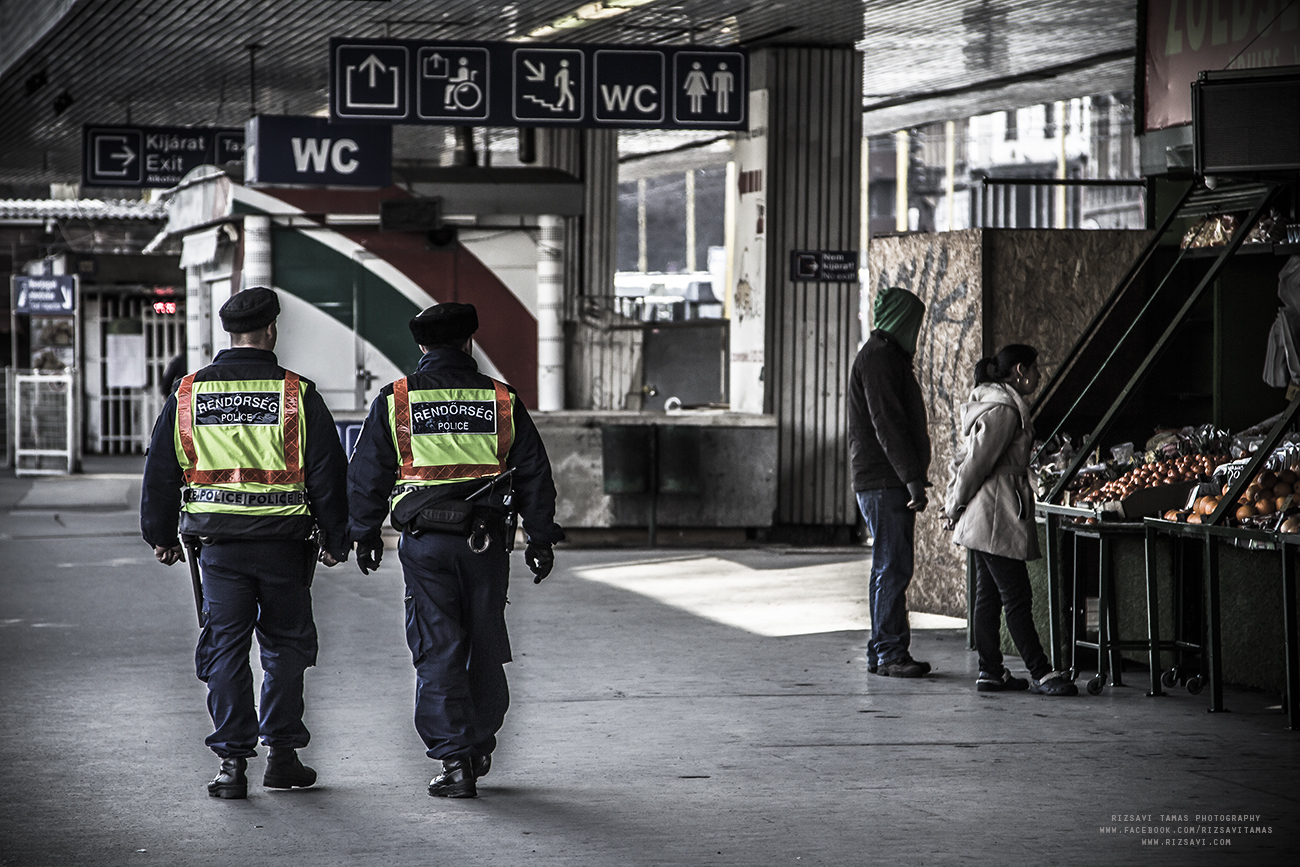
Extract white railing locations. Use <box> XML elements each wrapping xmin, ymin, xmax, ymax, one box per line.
<box><xmin>12</xmin><ymin>369</ymin><xmax>78</xmax><ymax>476</ymax></box>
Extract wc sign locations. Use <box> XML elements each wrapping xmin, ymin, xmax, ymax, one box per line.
<box><xmin>244</xmin><ymin>115</ymin><xmax>391</xmax><ymax>187</ymax></box>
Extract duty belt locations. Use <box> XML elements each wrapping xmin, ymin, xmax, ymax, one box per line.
<box><xmin>183</xmin><ymin>488</ymin><xmax>308</xmax><ymax>507</ymax></box>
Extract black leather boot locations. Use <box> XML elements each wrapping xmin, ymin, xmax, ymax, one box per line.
<box><xmin>263</xmin><ymin>748</ymin><xmax>317</xmax><ymax>789</ymax></box>
<box><xmin>207</xmin><ymin>757</ymin><xmax>248</xmax><ymax>799</ymax></box>
<box><xmin>428</xmin><ymin>758</ymin><xmax>477</xmax><ymax>798</ymax></box>
<box><xmin>472</xmin><ymin>752</ymin><xmax>491</xmax><ymax>779</ymax></box>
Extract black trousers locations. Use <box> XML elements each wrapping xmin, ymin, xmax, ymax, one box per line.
<box><xmin>196</xmin><ymin>539</ymin><xmax>318</xmax><ymax>758</ymax></box>
<box><xmin>971</xmin><ymin>549</ymin><xmax>1051</xmax><ymax>681</ymax></box>
<box><xmin>398</xmin><ymin>529</ymin><xmax>512</xmax><ymax>762</ymax></box>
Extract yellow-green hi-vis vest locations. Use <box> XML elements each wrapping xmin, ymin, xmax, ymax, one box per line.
<box><xmin>387</xmin><ymin>377</ymin><xmax>514</xmax><ymax>511</ymax></box>
<box><xmin>174</xmin><ymin>372</ymin><xmax>310</xmax><ymax>517</ymax></box>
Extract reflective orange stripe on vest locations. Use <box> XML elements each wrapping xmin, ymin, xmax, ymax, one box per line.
<box><xmin>392</xmin><ymin>376</ymin><xmax>513</xmax><ymax>481</ymax></box>
<box><xmin>177</xmin><ymin>372</ymin><xmax>304</xmax><ymax>485</ymax></box>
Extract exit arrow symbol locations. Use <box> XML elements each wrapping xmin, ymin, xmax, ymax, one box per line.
<box><xmin>524</xmin><ymin>60</ymin><xmax>545</xmax><ymax>82</ymax></box>
<box><xmin>113</xmin><ymin>142</ymin><xmax>136</xmax><ymax>168</ymax></box>
<box><xmin>359</xmin><ymin>54</ymin><xmax>387</xmax><ymax>88</ymax></box>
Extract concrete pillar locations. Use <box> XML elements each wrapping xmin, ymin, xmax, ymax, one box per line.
<box><xmin>733</xmin><ymin>46</ymin><xmax>862</xmax><ymax>529</ymax></box>
<box><xmin>723</xmin><ymin>160</ymin><xmax>737</xmax><ymax>319</ymax></box>
<box><xmin>185</xmin><ymin>265</ymin><xmax>210</xmax><ymax>372</ymax></box>
<box><xmin>895</xmin><ymin>130</ymin><xmax>909</xmax><ymax>232</ymax></box>
<box><xmin>637</xmin><ymin>177</ymin><xmax>648</xmax><ymax>273</ymax></box>
<box><xmin>1056</xmin><ymin>100</ymin><xmax>1067</xmax><ymax>229</ymax></box>
<box><xmin>242</xmin><ymin>214</ymin><xmax>272</xmax><ymax>291</ymax></box>
<box><xmin>945</xmin><ymin>120</ymin><xmax>956</xmax><ymax>231</ymax></box>
<box><xmin>537</xmin><ymin>214</ymin><xmax>565</xmax><ymax>411</ymax></box>
<box><xmin>685</xmin><ymin>169</ymin><xmax>696</xmax><ymax>272</ymax></box>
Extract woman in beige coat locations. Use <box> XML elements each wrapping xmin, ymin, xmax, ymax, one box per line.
<box><xmin>944</xmin><ymin>344</ymin><xmax>1077</xmax><ymax>696</ymax></box>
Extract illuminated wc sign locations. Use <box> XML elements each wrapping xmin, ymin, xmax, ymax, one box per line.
<box><xmin>244</xmin><ymin>115</ymin><xmax>392</xmax><ymax>187</ymax></box>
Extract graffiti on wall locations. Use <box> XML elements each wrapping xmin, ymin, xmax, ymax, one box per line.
<box><xmin>868</xmin><ymin>229</ymin><xmax>984</xmax><ymax>618</ymax></box>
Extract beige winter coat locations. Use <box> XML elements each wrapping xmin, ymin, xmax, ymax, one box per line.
<box><xmin>944</xmin><ymin>382</ymin><xmax>1041</xmax><ymax>561</ymax></box>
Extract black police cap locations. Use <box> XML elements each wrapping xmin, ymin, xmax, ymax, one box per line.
<box><xmin>219</xmin><ymin>286</ymin><xmax>280</xmax><ymax>333</ymax></box>
<box><xmin>410</xmin><ymin>302</ymin><xmax>478</xmax><ymax>346</ymax></box>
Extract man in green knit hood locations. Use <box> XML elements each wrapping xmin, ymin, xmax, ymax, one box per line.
<box><xmin>846</xmin><ymin>285</ymin><xmax>932</xmax><ymax>678</ymax></box>
<box><xmin>873</xmin><ymin>284</ymin><xmax>925</xmax><ymax>356</ymax></box>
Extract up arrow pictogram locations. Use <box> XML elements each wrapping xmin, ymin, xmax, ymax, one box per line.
<box><xmin>359</xmin><ymin>54</ymin><xmax>387</xmax><ymax>88</ymax></box>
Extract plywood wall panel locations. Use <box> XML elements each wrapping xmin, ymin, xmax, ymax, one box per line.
<box><xmin>868</xmin><ymin>230</ymin><xmax>984</xmax><ymax>616</ymax></box>
<box><xmin>986</xmin><ymin>229</ymin><xmax>1154</xmax><ymax>387</ymax></box>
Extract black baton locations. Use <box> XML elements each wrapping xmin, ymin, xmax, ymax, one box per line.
<box><xmin>181</xmin><ymin>535</ymin><xmax>205</xmax><ymax>627</ymax></box>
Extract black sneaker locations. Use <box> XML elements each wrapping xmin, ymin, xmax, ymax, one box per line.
<box><xmin>207</xmin><ymin>757</ymin><xmax>248</xmax><ymax>799</ymax></box>
<box><xmin>1029</xmin><ymin>671</ymin><xmax>1079</xmax><ymax>696</ymax></box>
<box><xmin>976</xmin><ymin>670</ymin><xmax>1029</xmax><ymax>692</ymax></box>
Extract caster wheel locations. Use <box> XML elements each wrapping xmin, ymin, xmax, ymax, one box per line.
<box><xmin>1187</xmin><ymin>676</ymin><xmax>1203</xmax><ymax>696</ymax></box>
<box><xmin>1087</xmin><ymin>676</ymin><xmax>1105</xmax><ymax>696</ymax></box>
<box><xmin>1160</xmin><ymin>668</ymin><xmax>1178</xmax><ymax>689</ymax></box>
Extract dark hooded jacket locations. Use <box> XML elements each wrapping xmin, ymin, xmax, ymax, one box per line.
<box><xmin>848</xmin><ymin>328</ymin><xmax>931</xmax><ymax>491</ymax></box>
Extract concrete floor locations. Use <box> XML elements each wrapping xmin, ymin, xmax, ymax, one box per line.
<box><xmin>2</xmin><ymin>459</ymin><xmax>1299</xmax><ymax>866</ymax></box>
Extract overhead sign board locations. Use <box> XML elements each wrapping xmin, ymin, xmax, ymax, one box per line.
<box><xmin>790</xmin><ymin>251</ymin><xmax>859</xmax><ymax>283</ymax></box>
<box><xmin>244</xmin><ymin>115</ymin><xmax>392</xmax><ymax>187</ymax></box>
<box><xmin>14</xmin><ymin>275</ymin><xmax>77</xmax><ymax>314</ymax></box>
<box><xmin>82</xmin><ymin>124</ymin><xmax>244</xmax><ymax>188</ymax></box>
<box><xmin>330</xmin><ymin>37</ymin><xmax>746</xmax><ymax>130</ymax></box>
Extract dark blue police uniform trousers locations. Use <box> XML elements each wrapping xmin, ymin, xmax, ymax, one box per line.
<box><xmin>398</xmin><ymin>528</ymin><xmax>511</xmax><ymax>762</ymax></box>
<box><xmin>196</xmin><ymin>539</ymin><xmax>318</xmax><ymax>759</ymax></box>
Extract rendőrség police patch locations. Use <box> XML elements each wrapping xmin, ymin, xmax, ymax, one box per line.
<box><xmin>195</xmin><ymin>392</ymin><xmax>281</xmax><ymax>426</ymax></box>
<box><xmin>410</xmin><ymin>400</ymin><xmax>496</xmax><ymax>435</ymax></box>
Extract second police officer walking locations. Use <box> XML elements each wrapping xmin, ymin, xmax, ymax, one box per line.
<box><xmin>140</xmin><ymin>287</ymin><xmax>351</xmax><ymax>799</ymax></box>
<box><xmin>347</xmin><ymin>302</ymin><xmax>564</xmax><ymax>799</ymax></box>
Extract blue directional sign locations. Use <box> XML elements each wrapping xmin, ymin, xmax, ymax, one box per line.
<box><xmin>593</xmin><ymin>50</ymin><xmax>664</xmax><ymax>125</ymax></box>
<box><xmin>245</xmin><ymin>115</ymin><xmax>392</xmax><ymax>187</ymax></box>
<box><xmin>82</xmin><ymin>125</ymin><xmax>245</xmax><ymax>188</ymax></box>
<box><xmin>329</xmin><ymin>37</ymin><xmax>746</xmax><ymax>130</ymax></box>
<box><xmin>513</xmin><ymin>48</ymin><xmax>584</xmax><ymax>123</ymax></box>
<box><xmin>417</xmin><ymin>46</ymin><xmax>491</xmax><ymax>121</ymax></box>
<box><xmin>674</xmin><ymin>52</ymin><xmax>744</xmax><ymax>126</ymax></box>
<box><xmin>14</xmin><ymin>275</ymin><xmax>77</xmax><ymax>314</ymax></box>
<box><xmin>335</xmin><ymin>44</ymin><xmax>408</xmax><ymax>119</ymax></box>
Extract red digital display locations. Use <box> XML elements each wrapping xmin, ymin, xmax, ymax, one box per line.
<box><xmin>152</xmin><ymin>301</ymin><xmax>178</xmax><ymax>315</ymax></box>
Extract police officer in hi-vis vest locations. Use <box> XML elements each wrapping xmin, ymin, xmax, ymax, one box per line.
<box><xmin>141</xmin><ymin>287</ymin><xmax>350</xmax><ymax>799</ymax></box>
<box><xmin>347</xmin><ymin>302</ymin><xmax>563</xmax><ymax>799</ymax></box>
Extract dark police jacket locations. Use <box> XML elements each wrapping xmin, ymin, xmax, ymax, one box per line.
<box><xmin>847</xmin><ymin>329</ymin><xmax>931</xmax><ymax>492</ymax></box>
<box><xmin>140</xmin><ymin>347</ymin><xmax>350</xmax><ymax>558</ymax></box>
<box><xmin>347</xmin><ymin>347</ymin><xmax>564</xmax><ymax>546</ymax></box>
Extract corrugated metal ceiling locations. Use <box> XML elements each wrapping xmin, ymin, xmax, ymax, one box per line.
<box><xmin>0</xmin><ymin>0</ymin><xmax>1138</xmax><ymax>186</ymax></box>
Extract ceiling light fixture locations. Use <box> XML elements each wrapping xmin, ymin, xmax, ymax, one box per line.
<box><xmin>525</xmin><ymin>0</ymin><xmax>656</xmax><ymax>40</ymax></box>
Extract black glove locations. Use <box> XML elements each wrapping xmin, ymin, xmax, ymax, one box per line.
<box><xmin>525</xmin><ymin>542</ymin><xmax>554</xmax><ymax>584</ymax></box>
<box><xmin>356</xmin><ymin>538</ymin><xmax>383</xmax><ymax>575</ymax></box>
<box><xmin>906</xmin><ymin>481</ymin><xmax>928</xmax><ymax>512</ymax></box>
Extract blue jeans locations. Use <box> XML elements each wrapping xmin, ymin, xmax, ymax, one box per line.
<box><xmin>856</xmin><ymin>487</ymin><xmax>915</xmax><ymax>667</ymax></box>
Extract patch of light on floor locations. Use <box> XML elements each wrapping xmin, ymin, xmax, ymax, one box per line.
<box><xmin>574</xmin><ymin>556</ymin><xmax>965</xmax><ymax>637</ymax></box>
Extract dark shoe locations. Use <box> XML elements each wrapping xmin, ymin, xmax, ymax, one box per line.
<box><xmin>876</xmin><ymin>658</ymin><xmax>928</xmax><ymax>678</ymax></box>
<box><xmin>263</xmin><ymin>748</ymin><xmax>317</xmax><ymax>789</ymax></box>
<box><xmin>1029</xmin><ymin>671</ymin><xmax>1079</xmax><ymax>696</ymax></box>
<box><xmin>977</xmin><ymin>669</ymin><xmax>1029</xmax><ymax>692</ymax></box>
<box><xmin>428</xmin><ymin>758</ymin><xmax>477</xmax><ymax>798</ymax></box>
<box><xmin>868</xmin><ymin>657</ymin><xmax>929</xmax><ymax>675</ymax></box>
<box><xmin>207</xmin><ymin>757</ymin><xmax>248</xmax><ymax>799</ymax></box>
<box><xmin>472</xmin><ymin>752</ymin><xmax>491</xmax><ymax>779</ymax></box>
